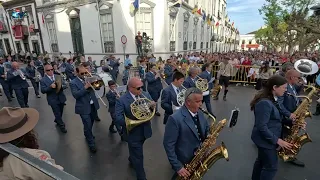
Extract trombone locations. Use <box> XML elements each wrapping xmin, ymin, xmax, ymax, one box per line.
<box><xmin>83</xmin><ymin>69</ymin><xmax>107</xmax><ymax>106</ymax></box>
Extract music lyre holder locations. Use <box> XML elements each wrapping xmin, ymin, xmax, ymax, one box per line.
<box><xmin>228</xmin><ymin>107</ymin><xmax>239</xmax><ymax>129</ymax></box>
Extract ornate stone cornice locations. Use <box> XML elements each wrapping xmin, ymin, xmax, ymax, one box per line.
<box><xmin>36</xmin><ymin>0</ymin><xmax>96</xmax><ymax>12</ymax></box>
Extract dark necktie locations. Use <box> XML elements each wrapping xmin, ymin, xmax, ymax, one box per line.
<box><xmin>192</xmin><ymin>114</ymin><xmax>203</xmax><ymax>142</ymax></box>
<box><xmin>135</xmin><ymin>95</ymin><xmax>139</xmax><ymax>100</ymax></box>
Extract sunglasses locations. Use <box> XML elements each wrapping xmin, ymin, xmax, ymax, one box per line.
<box><xmin>46</xmin><ymin>69</ymin><xmax>54</xmax><ymax>72</ymax></box>
<box><xmin>80</xmin><ymin>72</ymin><xmax>89</xmax><ymax>76</ymax></box>
<box><xmin>133</xmin><ymin>86</ymin><xmax>143</xmax><ymax>90</ymax></box>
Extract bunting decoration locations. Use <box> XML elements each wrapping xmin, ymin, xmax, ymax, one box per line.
<box><xmin>191</xmin><ymin>6</ymin><xmax>198</xmax><ymax>14</ymax></box>
<box><xmin>129</xmin><ymin>0</ymin><xmax>139</xmax><ymax>15</ymax></box>
<box><xmin>196</xmin><ymin>8</ymin><xmax>202</xmax><ymax>17</ymax></box>
<box><xmin>202</xmin><ymin>10</ymin><xmax>206</xmax><ymax>21</ymax></box>
<box><xmin>206</xmin><ymin>14</ymin><xmax>211</xmax><ymax>26</ymax></box>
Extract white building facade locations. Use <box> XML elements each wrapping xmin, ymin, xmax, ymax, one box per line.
<box><xmin>238</xmin><ymin>33</ymin><xmax>264</xmax><ymax>51</ymax></box>
<box><xmin>0</xmin><ymin>0</ymin><xmax>240</xmax><ymax>61</ymax></box>
<box><xmin>0</xmin><ymin>0</ymin><xmax>44</xmax><ymax>56</ymax></box>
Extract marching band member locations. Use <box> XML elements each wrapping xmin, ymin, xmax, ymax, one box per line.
<box><xmin>161</xmin><ymin>71</ymin><xmax>185</xmax><ymax>124</ymax></box>
<box><xmin>183</xmin><ymin>67</ymin><xmax>199</xmax><ymax>88</ymax></box>
<box><xmin>199</xmin><ymin>63</ymin><xmax>214</xmax><ymax>115</ymax></box>
<box><xmin>145</xmin><ymin>64</ymin><xmax>162</xmax><ymax>116</ymax></box>
<box><xmin>0</xmin><ymin>57</ymin><xmax>13</xmax><ymax>102</ymax></box>
<box><xmin>278</xmin><ymin>69</ymin><xmax>305</xmax><ymax>167</ymax></box>
<box><xmin>65</xmin><ymin>59</ymin><xmax>76</xmax><ymax>81</ymax></box>
<box><xmin>213</xmin><ymin>57</ymin><xmax>233</xmax><ymax>101</ymax></box>
<box><xmin>70</xmin><ymin>65</ymin><xmax>99</xmax><ymax>153</ymax></box>
<box><xmin>81</xmin><ymin>62</ymin><xmax>101</xmax><ymax>122</ymax></box>
<box><xmin>40</xmin><ymin>64</ymin><xmax>67</xmax><ymax>133</ymax></box>
<box><xmin>7</xmin><ymin>62</ymin><xmax>29</xmax><ymax>108</ymax></box>
<box><xmin>138</xmin><ymin>59</ymin><xmax>147</xmax><ymax>91</ymax></box>
<box><xmin>164</xmin><ymin>59</ymin><xmax>175</xmax><ymax>85</ymax></box>
<box><xmin>163</xmin><ymin>87</ymin><xmax>209</xmax><ymax>179</ymax></box>
<box><xmin>250</xmin><ymin>75</ymin><xmax>292</xmax><ymax>180</ymax></box>
<box><xmin>35</xmin><ymin>55</ymin><xmax>44</xmax><ymax>77</ymax></box>
<box><xmin>115</xmin><ymin>77</ymin><xmax>155</xmax><ymax>180</ymax></box>
<box><xmin>106</xmin><ymin>80</ymin><xmax>122</xmax><ymax>134</ymax></box>
<box><xmin>109</xmin><ymin>55</ymin><xmax>120</xmax><ymax>81</ymax></box>
<box><xmin>26</xmin><ymin>60</ymin><xmax>41</xmax><ymax>98</ymax></box>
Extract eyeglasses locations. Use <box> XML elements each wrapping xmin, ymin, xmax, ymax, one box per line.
<box><xmin>80</xmin><ymin>72</ymin><xmax>89</xmax><ymax>76</ymax></box>
<box><xmin>46</xmin><ymin>69</ymin><xmax>54</xmax><ymax>72</ymax></box>
<box><xmin>133</xmin><ymin>86</ymin><xmax>143</xmax><ymax>90</ymax></box>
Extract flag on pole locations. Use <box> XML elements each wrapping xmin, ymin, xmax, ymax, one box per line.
<box><xmin>130</xmin><ymin>0</ymin><xmax>139</xmax><ymax>15</ymax></box>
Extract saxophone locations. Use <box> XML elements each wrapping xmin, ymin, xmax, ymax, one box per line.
<box><xmin>278</xmin><ymin>85</ymin><xmax>316</xmax><ymax>162</ymax></box>
<box><xmin>177</xmin><ymin>108</ymin><xmax>229</xmax><ymax>180</ymax></box>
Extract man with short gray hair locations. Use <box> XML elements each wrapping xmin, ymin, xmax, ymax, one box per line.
<box><xmin>183</xmin><ymin>67</ymin><xmax>198</xmax><ymax>88</ymax></box>
<box><xmin>163</xmin><ymin>87</ymin><xmax>210</xmax><ymax>179</ymax></box>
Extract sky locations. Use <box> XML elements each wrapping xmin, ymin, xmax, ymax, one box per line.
<box><xmin>227</xmin><ymin>0</ymin><xmax>266</xmax><ymax>34</ymax></box>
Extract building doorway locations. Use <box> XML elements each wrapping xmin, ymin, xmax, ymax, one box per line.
<box><xmin>4</xmin><ymin>38</ymin><xmax>10</xmax><ymax>54</ymax></box>
<box><xmin>32</xmin><ymin>40</ymin><xmax>40</xmax><ymax>55</ymax></box>
<box><xmin>69</xmin><ymin>15</ymin><xmax>84</xmax><ymax>54</ymax></box>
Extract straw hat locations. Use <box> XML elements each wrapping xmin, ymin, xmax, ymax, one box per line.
<box><xmin>0</xmin><ymin>107</ymin><xmax>39</xmax><ymax>143</ymax></box>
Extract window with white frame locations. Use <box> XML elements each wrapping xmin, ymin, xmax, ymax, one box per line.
<box><xmin>183</xmin><ymin>20</ymin><xmax>188</xmax><ymax>50</ymax></box>
<box><xmin>193</xmin><ymin>18</ymin><xmax>198</xmax><ymax>49</ymax></box>
<box><xmin>136</xmin><ymin>11</ymin><xmax>152</xmax><ymax>38</ymax></box>
<box><xmin>46</xmin><ymin>21</ymin><xmax>59</xmax><ymax>52</ymax></box>
<box><xmin>100</xmin><ymin>13</ymin><xmax>114</xmax><ymax>53</ymax></box>
<box><xmin>169</xmin><ymin>15</ymin><xmax>176</xmax><ymax>51</ymax></box>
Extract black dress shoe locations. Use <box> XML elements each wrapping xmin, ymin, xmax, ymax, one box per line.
<box><xmin>109</xmin><ymin>125</ymin><xmax>117</xmax><ymax>133</ymax></box>
<box><xmin>25</xmin><ymin>104</ymin><xmax>29</xmax><ymax>108</ymax></box>
<box><xmin>8</xmin><ymin>99</ymin><xmax>12</xmax><ymax>102</ymax></box>
<box><xmin>90</xmin><ymin>146</ymin><xmax>97</xmax><ymax>153</ymax></box>
<box><xmin>59</xmin><ymin>127</ymin><xmax>67</xmax><ymax>133</ymax></box>
<box><xmin>288</xmin><ymin>158</ymin><xmax>305</xmax><ymax>167</ymax></box>
<box><xmin>155</xmin><ymin>112</ymin><xmax>161</xmax><ymax>116</ymax></box>
<box><xmin>95</xmin><ymin>118</ymin><xmax>101</xmax><ymax>122</ymax></box>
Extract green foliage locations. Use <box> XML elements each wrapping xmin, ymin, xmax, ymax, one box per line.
<box><xmin>257</xmin><ymin>0</ymin><xmax>320</xmax><ymax>52</ymax></box>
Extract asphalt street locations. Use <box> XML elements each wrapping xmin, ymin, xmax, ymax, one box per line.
<box><xmin>0</xmin><ymin>85</ymin><xmax>319</xmax><ymax>180</ymax></box>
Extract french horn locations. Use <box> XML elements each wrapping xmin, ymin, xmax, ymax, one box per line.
<box><xmin>195</xmin><ymin>75</ymin><xmax>209</xmax><ymax>92</ymax></box>
<box><xmin>125</xmin><ymin>94</ymin><xmax>156</xmax><ymax>132</ymax></box>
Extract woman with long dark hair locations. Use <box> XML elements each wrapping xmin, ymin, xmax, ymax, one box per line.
<box><xmin>250</xmin><ymin>75</ymin><xmax>293</xmax><ymax>180</ymax></box>
<box><xmin>255</xmin><ymin>62</ymin><xmax>273</xmax><ymax>91</ymax></box>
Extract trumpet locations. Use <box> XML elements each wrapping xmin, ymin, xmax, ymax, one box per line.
<box><xmin>17</xmin><ymin>69</ymin><xmax>26</xmax><ymax>80</ymax></box>
<box><xmin>125</xmin><ymin>93</ymin><xmax>156</xmax><ymax>132</ymax></box>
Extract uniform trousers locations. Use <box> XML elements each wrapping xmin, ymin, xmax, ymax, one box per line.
<box><xmin>252</xmin><ymin>147</ymin><xmax>278</xmax><ymax>180</ymax></box>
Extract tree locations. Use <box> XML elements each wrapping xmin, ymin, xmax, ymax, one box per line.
<box><xmin>256</xmin><ymin>0</ymin><xmax>320</xmax><ymax>53</ymax></box>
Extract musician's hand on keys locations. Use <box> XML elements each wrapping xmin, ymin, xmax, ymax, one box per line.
<box><xmin>150</xmin><ymin>101</ymin><xmax>156</xmax><ymax>109</ymax></box>
<box><xmin>290</xmin><ymin>113</ymin><xmax>296</xmax><ymax>121</ymax></box>
<box><xmin>301</xmin><ymin>122</ymin><xmax>307</xmax><ymax>130</ymax></box>
<box><xmin>277</xmin><ymin>139</ymin><xmax>293</xmax><ymax>150</ymax></box>
<box><xmin>84</xmin><ymin>82</ymin><xmax>91</xmax><ymax>89</ymax></box>
<box><xmin>51</xmin><ymin>83</ymin><xmax>56</xmax><ymax>89</ymax></box>
<box><xmin>177</xmin><ymin>167</ymin><xmax>190</xmax><ymax>178</ymax></box>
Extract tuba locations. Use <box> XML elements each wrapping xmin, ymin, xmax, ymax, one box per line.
<box><xmin>125</xmin><ymin>94</ymin><xmax>156</xmax><ymax>132</ymax></box>
<box><xmin>177</xmin><ymin>108</ymin><xmax>229</xmax><ymax>180</ymax></box>
<box><xmin>293</xmin><ymin>59</ymin><xmax>319</xmax><ymax>84</ymax></box>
